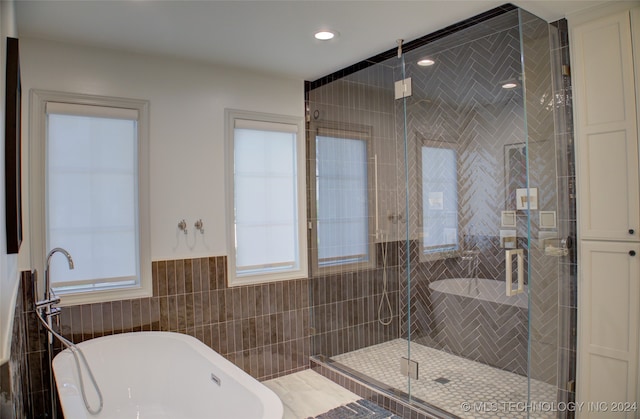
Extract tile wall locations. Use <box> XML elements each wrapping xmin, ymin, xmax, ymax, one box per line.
<box><xmin>21</xmin><ymin>256</ymin><xmax>310</xmax><ymax>418</ymax></box>
<box><xmin>307</xmin><ymin>60</ymin><xmax>403</xmax><ymax>359</ymax></box>
<box><xmin>310</xmin><ymin>243</ymin><xmax>401</xmax><ymax>358</ymax></box>
<box><xmin>0</xmin><ymin>274</ymin><xmax>30</xmax><ymax>419</ymax></box>
<box><xmin>549</xmin><ymin>18</ymin><xmax>578</xmax><ymax>416</ymax></box>
<box><xmin>396</xmin><ymin>9</ymin><xmax>530</xmax><ymax>361</ymax></box>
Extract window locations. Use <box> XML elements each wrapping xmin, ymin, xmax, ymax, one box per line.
<box><xmin>310</xmin><ymin>124</ymin><xmax>374</xmax><ymax>274</ymax></box>
<box><xmin>421</xmin><ymin>145</ymin><xmax>458</xmax><ymax>256</ymax></box>
<box><xmin>225</xmin><ymin>109</ymin><xmax>307</xmax><ymax>286</ymax></box>
<box><xmin>31</xmin><ymin>91</ymin><xmax>151</xmax><ymax>305</ymax></box>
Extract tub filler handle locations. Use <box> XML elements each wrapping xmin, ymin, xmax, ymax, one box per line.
<box><xmin>505</xmin><ymin>249</ymin><xmax>524</xmax><ymax>296</ymax></box>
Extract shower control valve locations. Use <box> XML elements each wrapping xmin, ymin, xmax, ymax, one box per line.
<box><xmin>178</xmin><ymin>219</ymin><xmax>188</xmax><ymax>235</ymax></box>
<box><xmin>48</xmin><ymin>307</ymin><xmax>62</xmax><ymax>317</ymax></box>
<box><xmin>194</xmin><ymin>219</ymin><xmax>204</xmax><ymax>234</ymax></box>
<box><xmin>35</xmin><ymin>294</ymin><xmax>61</xmax><ymax>309</ymax></box>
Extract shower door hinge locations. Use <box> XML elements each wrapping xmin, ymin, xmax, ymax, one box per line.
<box><xmin>308</xmin><ymin>221</ymin><xmax>313</xmax><ymax>230</ymax></box>
<box><xmin>567</xmin><ymin>379</ymin><xmax>575</xmax><ymax>392</ymax></box>
<box><xmin>394</xmin><ymin>77</ymin><xmax>412</xmax><ymax>99</ymax></box>
<box><xmin>400</xmin><ymin>357</ymin><xmax>419</xmax><ymax>380</ymax></box>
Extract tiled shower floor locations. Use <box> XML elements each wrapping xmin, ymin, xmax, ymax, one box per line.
<box><xmin>333</xmin><ymin>339</ymin><xmax>557</xmax><ymax>419</ymax></box>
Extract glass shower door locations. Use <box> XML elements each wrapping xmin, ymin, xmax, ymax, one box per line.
<box><xmin>398</xmin><ymin>8</ymin><xmax>563</xmax><ymax>417</ymax></box>
<box><xmin>307</xmin><ymin>5</ymin><xmax>574</xmax><ymax>418</ymax></box>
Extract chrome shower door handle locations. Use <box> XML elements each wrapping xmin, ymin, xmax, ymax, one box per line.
<box><xmin>505</xmin><ymin>249</ymin><xmax>524</xmax><ymax>296</ymax></box>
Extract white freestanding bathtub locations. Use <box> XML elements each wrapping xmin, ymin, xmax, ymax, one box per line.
<box><xmin>52</xmin><ymin>331</ymin><xmax>283</xmax><ymax>419</ymax></box>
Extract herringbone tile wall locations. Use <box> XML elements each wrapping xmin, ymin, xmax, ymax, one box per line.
<box><xmin>393</xmin><ymin>10</ymin><xmax>547</xmax><ymax>380</ymax></box>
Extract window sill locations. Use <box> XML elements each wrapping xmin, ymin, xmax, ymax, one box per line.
<box><xmin>228</xmin><ymin>269</ymin><xmax>308</xmax><ymax>287</ymax></box>
<box><xmin>57</xmin><ymin>282</ymin><xmax>153</xmax><ymax>307</ymax></box>
<box><xmin>419</xmin><ymin>250</ymin><xmax>460</xmax><ymax>263</ymax></box>
<box><xmin>311</xmin><ymin>259</ymin><xmax>376</xmax><ymax>277</ymax></box>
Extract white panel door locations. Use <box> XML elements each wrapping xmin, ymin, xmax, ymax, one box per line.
<box><xmin>572</xmin><ymin>10</ymin><xmax>639</xmax><ymax>241</ymax></box>
<box><xmin>578</xmin><ymin>241</ymin><xmax>639</xmax><ymax>418</ymax></box>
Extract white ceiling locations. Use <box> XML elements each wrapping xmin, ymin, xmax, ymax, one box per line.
<box><xmin>15</xmin><ymin>0</ymin><xmax>614</xmax><ymax>81</ymax></box>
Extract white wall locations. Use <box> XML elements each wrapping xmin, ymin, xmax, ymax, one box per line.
<box><xmin>18</xmin><ymin>38</ymin><xmax>304</xmax><ymax>271</ymax></box>
<box><xmin>0</xmin><ymin>0</ymin><xmax>19</xmax><ymax>365</ymax></box>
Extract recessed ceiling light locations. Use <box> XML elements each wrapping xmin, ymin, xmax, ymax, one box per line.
<box><xmin>314</xmin><ymin>30</ymin><xmax>337</xmax><ymax>41</ymax></box>
<box><xmin>417</xmin><ymin>58</ymin><xmax>435</xmax><ymax>66</ymax></box>
<box><xmin>502</xmin><ymin>82</ymin><xmax>518</xmax><ymax>89</ymax></box>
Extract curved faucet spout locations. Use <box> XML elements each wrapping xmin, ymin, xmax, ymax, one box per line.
<box><xmin>47</xmin><ymin>247</ymin><xmax>74</xmax><ymax>270</ymax></box>
<box><xmin>41</xmin><ymin>247</ymin><xmax>76</xmax><ymax>417</ymax></box>
<box><xmin>45</xmin><ymin>247</ymin><xmax>74</xmax><ymax>301</ymax></box>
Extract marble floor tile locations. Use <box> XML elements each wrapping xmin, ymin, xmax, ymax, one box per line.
<box><xmin>264</xmin><ymin>369</ymin><xmax>361</xmax><ymax>419</ymax></box>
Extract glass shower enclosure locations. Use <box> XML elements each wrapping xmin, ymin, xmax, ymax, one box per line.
<box><xmin>307</xmin><ymin>5</ymin><xmax>576</xmax><ymax>419</ymax></box>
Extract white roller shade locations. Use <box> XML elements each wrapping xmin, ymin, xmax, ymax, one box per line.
<box><xmin>47</xmin><ymin>110</ymin><xmax>139</xmax><ymax>289</ymax></box>
<box><xmin>316</xmin><ymin>135</ymin><xmax>369</xmax><ymax>267</ymax></box>
<box><xmin>46</xmin><ymin>102</ymin><xmax>139</xmax><ymax>120</ymax></box>
<box><xmin>234</xmin><ymin>127</ymin><xmax>299</xmax><ymax>274</ymax></box>
<box><xmin>234</xmin><ymin>118</ymin><xmax>298</xmax><ymax>133</ymax></box>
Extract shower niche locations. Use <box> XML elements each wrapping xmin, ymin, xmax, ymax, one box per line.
<box><xmin>307</xmin><ymin>5</ymin><xmax>576</xmax><ymax>418</ymax></box>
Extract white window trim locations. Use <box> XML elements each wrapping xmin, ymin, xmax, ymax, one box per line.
<box><xmin>30</xmin><ymin>89</ymin><xmax>152</xmax><ymax>306</ymax></box>
<box><xmin>309</xmin><ymin>121</ymin><xmax>376</xmax><ymax>276</ymax></box>
<box><xmin>224</xmin><ymin>109</ymin><xmax>308</xmax><ymax>287</ymax></box>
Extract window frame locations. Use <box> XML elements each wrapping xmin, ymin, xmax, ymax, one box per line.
<box><xmin>417</xmin><ymin>136</ymin><xmax>460</xmax><ymax>262</ymax></box>
<box><xmin>224</xmin><ymin>109</ymin><xmax>308</xmax><ymax>286</ymax></box>
<box><xmin>30</xmin><ymin>90</ymin><xmax>151</xmax><ymax>306</ymax></box>
<box><xmin>308</xmin><ymin>121</ymin><xmax>376</xmax><ymax>276</ymax></box>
